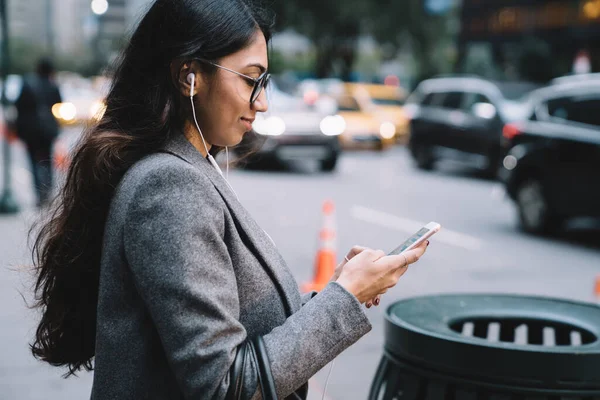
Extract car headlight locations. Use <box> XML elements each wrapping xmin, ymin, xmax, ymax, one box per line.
<box><xmin>320</xmin><ymin>115</ymin><xmax>346</xmax><ymax>136</ymax></box>
<box><xmin>379</xmin><ymin>121</ymin><xmax>396</xmax><ymax>139</ymax></box>
<box><xmin>503</xmin><ymin>155</ymin><xmax>518</xmax><ymax>170</ymax></box>
<box><xmin>253</xmin><ymin>115</ymin><xmax>285</xmax><ymax>136</ymax></box>
<box><xmin>52</xmin><ymin>102</ymin><xmax>77</xmax><ymax>122</ymax></box>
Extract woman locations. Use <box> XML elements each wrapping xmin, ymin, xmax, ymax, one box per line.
<box><xmin>30</xmin><ymin>0</ymin><xmax>429</xmax><ymax>398</ymax></box>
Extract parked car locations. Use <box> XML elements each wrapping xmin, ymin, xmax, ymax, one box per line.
<box><xmin>295</xmin><ymin>79</ymin><xmax>396</xmax><ymax>151</ymax></box>
<box><xmin>344</xmin><ymin>82</ymin><xmax>410</xmax><ymax>141</ymax></box>
<box><xmin>500</xmin><ymin>80</ymin><xmax>600</xmax><ymax>234</ymax></box>
<box><xmin>406</xmin><ymin>76</ymin><xmax>540</xmax><ymax>176</ymax></box>
<box><xmin>550</xmin><ymin>72</ymin><xmax>600</xmax><ymax>85</ymax></box>
<box><xmin>334</xmin><ymin>89</ymin><xmax>397</xmax><ymax>151</ymax></box>
<box><xmin>234</xmin><ymin>81</ymin><xmax>342</xmax><ymax>171</ymax></box>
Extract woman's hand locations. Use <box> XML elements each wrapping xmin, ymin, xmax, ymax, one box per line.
<box><xmin>332</xmin><ymin>246</ymin><xmax>381</xmax><ymax>308</ymax></box>
<box><xmin>331</xmin><ymin>245</ymin><xmax>368</xmax><ymax>282</ymax></box>
<box><xmin>335</xmin><ymin>241</ymin><xmax>429</xmax><ymax>305</ymax></box>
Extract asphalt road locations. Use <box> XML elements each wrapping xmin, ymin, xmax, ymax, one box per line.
<box><xmin>1</xmin><ymin>132</ymin><xmax>598</xmax><ymax>399</ymax></box>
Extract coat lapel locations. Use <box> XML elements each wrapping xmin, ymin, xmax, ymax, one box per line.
<box><xmin>160</xmin><ymin>133</ymin><xmax>299</xmax><ymax>316</ymax></box>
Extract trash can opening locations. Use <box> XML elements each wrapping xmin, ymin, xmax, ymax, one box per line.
<box><xmin>449</xmin><ymin>317</ymin><xmax>597</xmax><ymax>346</ymax></box>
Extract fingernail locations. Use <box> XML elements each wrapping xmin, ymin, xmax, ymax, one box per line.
<box><xmin>366</xmin><ymin>302</ymin><xmax>372</xmax><ymax>308</ymax></box>
<box><xmin>374</xmin><ymin>298</ymin><xmax>380</xmax><ymax>306</ymax></box>
<box><xmin>426</xmin><ymin>240</ymin><xmax>430</xmax><ymax>246</ymax></box>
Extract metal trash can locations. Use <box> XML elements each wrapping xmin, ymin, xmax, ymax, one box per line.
<box><xmin>368</xmin><ymin>294</ymin><xmax>600</xmax><ymax>399</ymax></box>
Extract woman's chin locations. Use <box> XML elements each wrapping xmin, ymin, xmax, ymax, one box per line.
<box><xmin>225</xmin><ymin>132</ymin><xmax>246</xmax><ymax>147</ymax></box>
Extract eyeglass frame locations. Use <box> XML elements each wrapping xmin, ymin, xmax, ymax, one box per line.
<box><xmin>193</xmin><ymin>58</ymin><xmax>270</xmax><ymax>105</ymax></box>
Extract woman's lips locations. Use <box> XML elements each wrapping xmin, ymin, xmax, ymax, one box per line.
<box><xmin>241</xmin><ymin>118</ymin><xmax>254</xmax><ymax>131</ymax></box>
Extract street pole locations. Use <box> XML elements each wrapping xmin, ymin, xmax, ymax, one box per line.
<box><xmin>0</xmin><ymin>0</ymin><xmax>20</xmax><ymax>214</ymax></box>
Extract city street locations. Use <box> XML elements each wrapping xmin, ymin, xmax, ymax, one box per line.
<box><xmin>1</xmin><ymin>133</ymin><xmax>599</xmax><ymax>399</ymax></box>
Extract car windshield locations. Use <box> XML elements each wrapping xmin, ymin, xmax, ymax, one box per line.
<box><xmin>371</xmin><ymin>98</ymin><xmax>405</xmax><ymax>106</ymax></box>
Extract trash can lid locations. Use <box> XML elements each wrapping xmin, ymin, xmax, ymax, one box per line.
<box><xmin>384</xmin><ymin>294</ymin><xmax>600</xmax><ymax>389</ymax></box>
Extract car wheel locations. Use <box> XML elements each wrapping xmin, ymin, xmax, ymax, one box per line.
<box><xmin>414</xmin><ymin>145</ymin><xmax>435</xmax><ymax>170</ymax></box>
<box><xmin>321</xmin><ymin>157</ymin><xmax>338</xmax><ymax>172</ymax></box>
<box><xmin>516</xmin><ymin>179</ymin><xmax>560</xmax><ymax>234</ymax></box>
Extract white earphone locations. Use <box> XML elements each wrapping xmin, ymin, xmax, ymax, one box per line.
<box><xmin>187</xmin><ymin>71</ymin><xmax>223</xmax><ymax>173</ymax></box>
<box><xmin>187</xmin><ymin>70</ymin><xmax>235</xmax><ymax>196</ymax></box>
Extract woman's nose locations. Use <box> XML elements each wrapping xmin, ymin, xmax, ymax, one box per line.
<box><xmin>252</xmin><ymin>89</ymin><xmax>269</xmax><ymax>113</ymax></box>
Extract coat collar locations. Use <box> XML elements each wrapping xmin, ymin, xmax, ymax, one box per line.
<box><xmin>160</xmin><ymin>132</ymin><xmax>299</xmax><ymax>316</ymax></box>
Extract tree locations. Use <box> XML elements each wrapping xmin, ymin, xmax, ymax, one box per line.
<box><xmin>368</xmin><ymin>0</ymin><xmax>457</xmax><ymax>85</ymax></box>
<box><xmin>269</xmin><ymin>0</ymin><xmax>456</xmax><ymax>83</ymax></box>
<box><xmin>270</xmin><ymin>0</ymin><xmax>370</xmax><ymax>80</ymax></box>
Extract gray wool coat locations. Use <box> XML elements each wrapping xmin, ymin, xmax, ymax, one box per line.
<box><xmin>91</xmin><ymin>132</ymin><xmax>372</xmax><ymax>400</ymax></box>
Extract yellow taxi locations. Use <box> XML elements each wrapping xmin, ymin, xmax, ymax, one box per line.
<box><xmin>333</xmin><ymin>88</ymin><xmax>397</xmax><ymax>151</ymax></box>
<box><xmin>344</xmin><ymin>82</ymin><xmax>409</xmax><ymax>142</ymax></box>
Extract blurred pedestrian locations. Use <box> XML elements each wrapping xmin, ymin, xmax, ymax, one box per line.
<box><xmin>15</xmin><ymin>58</ymin><xmax>62</xmax><ymax>207</ymax></box>
<box><xmin>29</xmin><ymin>1</ymin><xmax>429</xmax><ymax>399</ymax></box>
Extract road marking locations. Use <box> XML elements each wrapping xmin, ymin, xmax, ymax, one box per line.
<box><xmin>351</xmin><ymin>205</ymin><xmax>482</xmax><ymax>251</ymax></box>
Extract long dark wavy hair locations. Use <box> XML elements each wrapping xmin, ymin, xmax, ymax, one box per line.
<box><xmin>30</xmin><ymin>0</ymin><xmax>273</xmax><ymax>377</ymax></box>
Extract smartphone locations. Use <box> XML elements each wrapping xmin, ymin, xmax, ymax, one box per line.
<box><xmin>388</xmin><ymin>222</ymin><xmax>441</xmax><ymax>255</ymax></box>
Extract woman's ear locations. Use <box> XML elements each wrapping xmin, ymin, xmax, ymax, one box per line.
<box><xmin>170</xmin><ymin>60</ymin><xmax>201</xmax><ymax>97</ymax></box>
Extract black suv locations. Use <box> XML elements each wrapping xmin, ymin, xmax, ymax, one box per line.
<box><xmin>500</xmin><ymin>80</ymin><xmax>600</xmax><ymax>234</ymax></box>
<box><xmin>406</xmin><ymin>76</ymin><xmax>539</xmax><ymax>177</ymax></box>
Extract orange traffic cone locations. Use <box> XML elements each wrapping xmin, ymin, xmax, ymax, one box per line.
<box><xmin>302</xmin><ymin>200</ymin><xmax>337</xmax><ymax>293</ymax></box>
<box><xmin>594</xmin><ymin>275</ymin><xmax>600</xmax><ymax>303</ymax></box>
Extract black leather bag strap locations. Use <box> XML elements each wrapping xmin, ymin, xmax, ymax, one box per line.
<box><xmin>226</xmin><ymin>341</ymin><xmax>248</xmax><ymax>400</ymax></box>
<box><xmin>226</xmin><ymin>337</ymin><xmax>278</xmax><ymax>400</ymax></box>
<box><xmin>252</xmin><ymin>336</ymin><xmax>278</xmax><ymax>400</ymax></box>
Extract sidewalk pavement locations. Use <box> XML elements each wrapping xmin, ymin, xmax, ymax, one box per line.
<box><xmin>0</xmin><ymin>211</ymin><xmax>93</xmax><ymax>399</ymax></box>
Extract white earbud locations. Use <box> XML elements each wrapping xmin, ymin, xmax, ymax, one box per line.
<box><xmin>187</xmin><ymin>73</ymin><xmax>195</xmax><ymax>96</ymax></box>
<box><xmin>187</xmin><ymin>70</ymin><xmax>227</xmax><ymax>179</ymax></box>
<box><xmin>185</xmin><ymin>69</ymin><xmax>235</xmax><ymax>196</ymax></box>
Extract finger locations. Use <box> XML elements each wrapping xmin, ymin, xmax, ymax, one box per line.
<box><xmin>373</xmin><ymin>295</ymin><xmax>381</xmax><ymax>306</ymax></box>
<box><xmin>404</xmin><ymin>240</ymin><xmax>428</xmax><ymax>263</ymax></box>
<box><xmin>372</xmin><ymin>249</ymin><xmax>386</xmax><ymax>260</ymax></box>
<box><xmin>382</xmin><ymin>241</ymin><xmax>429</xmax><ymax>269</ymax></box>
<box><xmin>353</xmin><ymin>248</ymin><xmax>386</xmax><ymax>263</ymax></box>
<box><xmin>343</xmin><ymin>245</ymin><xmax>369</xmax><ymax>264</ymax></box>
<box><xmin>366</xmin><ymin>302</ymin><xmax>372</xmax><ymax>308</ymax></box>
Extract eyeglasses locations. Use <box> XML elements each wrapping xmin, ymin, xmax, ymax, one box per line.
<box><xmin>195</xmin><ymin>59</ymin><xmax>270</xmax><ymax>105</ymax></box>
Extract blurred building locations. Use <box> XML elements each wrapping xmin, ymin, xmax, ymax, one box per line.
<box><xmin>94</xmin><ymin>0</ymin><xmax>155</xmax><ymax>68</ymax></box>
<box><xmin>458</xmin><ymin>0</ymin><xmax>600</xmax><ymax>80</ymax></box>
<box><xmin>54</xmin><ymin>0</ymin><xmax>89</xmax><ymax>55</ymax></box>
<box><xmin>8</xmin><ymin>0</ymin><xmax>88</xmax><ymax>55</ymax></box>
<box><xmin>94</xmin><ymin>0</ymin><xmax>127</xmax><ymax>63</ymax></box>
<box><xmin>7</xmin><ymin>0</ymin><xmax>153</xmax><ymax>73</ymax></box>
